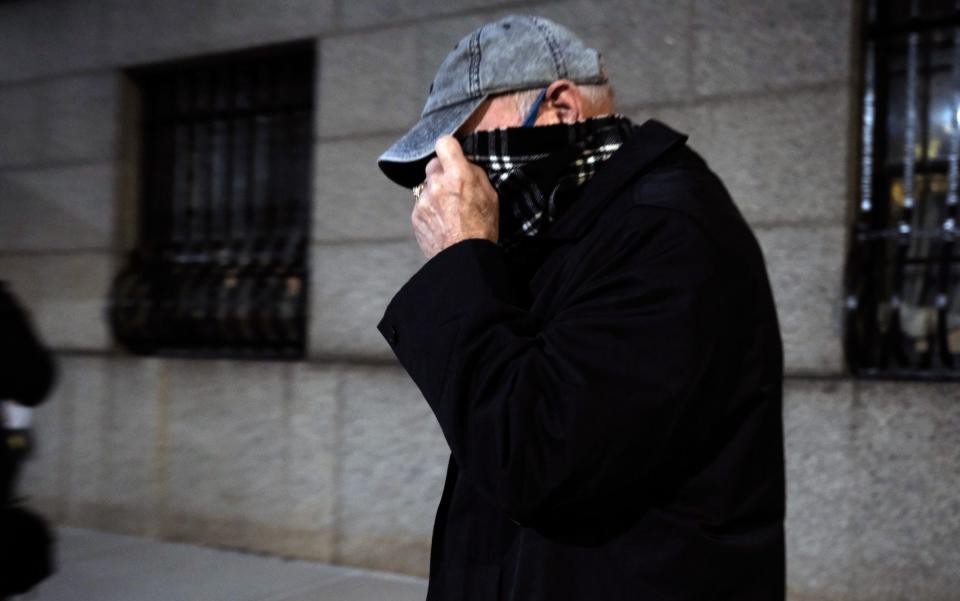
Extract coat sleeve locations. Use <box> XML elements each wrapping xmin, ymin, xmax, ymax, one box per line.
<box><xmin>376</xmin><ymin>207</ymin><xmax>725</xmax><ymax>529</ymax></box>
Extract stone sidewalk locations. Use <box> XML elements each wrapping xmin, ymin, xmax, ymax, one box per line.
<box><xmin>15</xmin><ymin>527</ymin><xmax>428</xmax><ymax>601</ymax></box>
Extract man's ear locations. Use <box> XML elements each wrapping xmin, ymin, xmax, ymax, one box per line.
<box><xmin>543</xmin><ymin>79</ymin><xmax>584</xmax><ymax>124</ymax></box>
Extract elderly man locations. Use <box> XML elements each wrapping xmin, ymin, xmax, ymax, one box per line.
<box><xmin>376</xmin><ymin>15</ymin><xmax>784</xmax><ymax>601</ymax></box>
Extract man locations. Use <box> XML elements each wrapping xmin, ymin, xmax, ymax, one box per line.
<box><xmin>376</xmin><ymin>15</ymin><xmax>785</xmax><ymax>601</ymax></box>
<box><xmin>1</xmin><ymin>281</ymin><xmax>57</xmax><ymax>598</ymax></box>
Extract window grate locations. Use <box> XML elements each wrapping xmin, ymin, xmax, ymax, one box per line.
<box><xmin>846</xmin><ymin>0</ymin><xmax>960</xmax><ymax>380</ymax></box>
<box><xmin>109</xmin><ymin>43</ymin><xmax>314</xmax><ymax>359</ymax></box>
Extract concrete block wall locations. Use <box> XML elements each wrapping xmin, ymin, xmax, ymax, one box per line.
<box><xmin>2</xmin><ymin>1</ymin><xmax>958</xmax><ymax>599</ymax></box>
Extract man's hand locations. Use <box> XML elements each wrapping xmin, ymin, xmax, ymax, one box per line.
<box><xmin>411</xmin><ymin>136</ymin><xmax>499</xmax><ymax>260</ymax></box>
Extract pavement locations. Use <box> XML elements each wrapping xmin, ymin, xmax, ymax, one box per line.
<box><xmin>13</xmin><ymin>527</ymin><xmax>428</xmax><ymax>601</ymax></box>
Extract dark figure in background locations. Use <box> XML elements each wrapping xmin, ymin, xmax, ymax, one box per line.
<box><xmin>0</xmin><ymin>281</ymin><xmax>57</xmax><ymax>598</ymax></box>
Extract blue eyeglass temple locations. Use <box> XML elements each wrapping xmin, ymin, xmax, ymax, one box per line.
<box><xmin>521</xmin><ymin>87</ymin><xmax>549</xmax><ymax>127</ymax></box>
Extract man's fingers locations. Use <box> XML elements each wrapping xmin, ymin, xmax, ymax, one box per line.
<box><xmin>434</xmin><ymin>136</ymin><xmax>468</xmax><ymax>175</ymax></box>
<box><xmin>425</xmin><ymin>156</ymin><xmax>443</xmax><ymax>178</ymax></box>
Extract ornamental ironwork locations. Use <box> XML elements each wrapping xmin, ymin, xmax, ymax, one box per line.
<box><xmin>109</xmin><ymin>43</ymin><xmax>314</xmax><ymax>358</ymax></box>
<box><xmin>845</xmin><ymin>0</ymin><xmax>960</xmax><ymax>379</ymax></box>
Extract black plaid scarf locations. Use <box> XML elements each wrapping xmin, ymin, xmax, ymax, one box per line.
<box><xmin>460</xmin><ymin>114</ymin><xmax>637</xmax><ymax>249</ymax></box>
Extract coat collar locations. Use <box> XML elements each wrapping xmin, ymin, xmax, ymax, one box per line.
<box><xmin>531</xmin><ymin>118</ymin><xmax>689</xmax><ymax>242</ymax></box>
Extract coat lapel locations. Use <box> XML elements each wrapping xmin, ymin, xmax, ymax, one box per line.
<box><xmin>537</xmin><ymin>118</ymin><xmax>689</xmax><ymax>242</ymax></box>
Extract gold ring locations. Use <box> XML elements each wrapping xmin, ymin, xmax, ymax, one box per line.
<box><xmin>412</xmin><ymin>182</ymin><xmax>426</xmax><ymax>202</ymax></box>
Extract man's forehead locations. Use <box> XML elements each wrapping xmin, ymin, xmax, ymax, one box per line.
<box><xmin>456</xmin><ymin>96</ymin><xmax>525</xmax><ymax>138</ymax></box>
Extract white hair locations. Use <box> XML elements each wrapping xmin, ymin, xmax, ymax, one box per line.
<box><xmin>508</xmin><ymin>81</ymin><xmax>615</xmax><ymax>121</ymax></box>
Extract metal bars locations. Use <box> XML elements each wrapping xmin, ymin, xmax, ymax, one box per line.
<box><xmin>109</xmin><ymin>44</ymin><xmax>314</xmax><ymax>358</ymax></box>
<box><xmin>846</xmin><ymin>0</ymin><xmax>960</xmax><ymax>379</ymax></box>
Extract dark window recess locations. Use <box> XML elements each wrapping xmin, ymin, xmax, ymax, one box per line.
<box><xmin>109</xmin><ymin>44</ymin><xmax>314</xmax><ymax>359</ymax></box>
<box><xmin>845</xmin><ymin>0</ymin><xmax>960</xmax><ymax>379</ymax></box>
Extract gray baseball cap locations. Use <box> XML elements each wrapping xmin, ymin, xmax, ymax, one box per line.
<box><xmin>377</xmin><ymin>14</ymin><xmax>607</xmax><ymax>188</ymax></box>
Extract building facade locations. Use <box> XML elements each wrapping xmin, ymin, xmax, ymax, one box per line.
<box><xmin>0</xmin><ymin>1</ymin><xmax>957</xmax><ymax>599</ymax></box>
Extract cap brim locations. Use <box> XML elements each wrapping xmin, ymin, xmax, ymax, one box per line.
<box><xmin>378</xmin><ymin>95</ymin><xmax>487</xmax><ymax>188</ymax></box>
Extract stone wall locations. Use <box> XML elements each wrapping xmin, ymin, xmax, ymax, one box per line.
<box><xmin>1</xmin><ymin>1</ymin><xmax>958</xmax><ymax>599</ymax></box>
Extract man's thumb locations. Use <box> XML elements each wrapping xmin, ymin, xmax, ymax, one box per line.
<box><xmin>435</xmin><ymin>136</ymin><xmax>467</xmax><ymax>172</ymax></box>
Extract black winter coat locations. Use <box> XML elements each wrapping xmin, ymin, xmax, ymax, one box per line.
<box><xmin>377</xmin><ymin>119</ymin><xmax>785</xmax><ymax>601</ymax></box>
<box><xmin>0</xmin><ymin>282</ymin><xmax>55</xmax><ymax>408</ymax></box>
